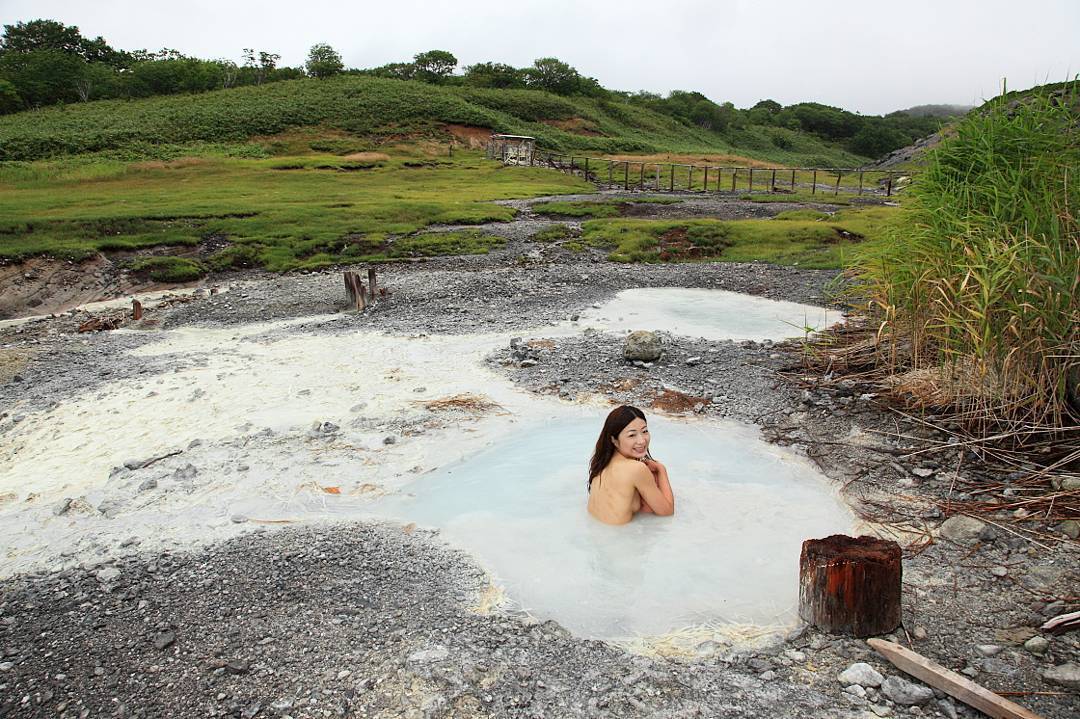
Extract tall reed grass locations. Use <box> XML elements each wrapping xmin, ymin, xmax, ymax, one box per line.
<box><xmin>853</xmin><ymin>83</ymin><xmax>1079</xmax><ymax>434</ymax></box>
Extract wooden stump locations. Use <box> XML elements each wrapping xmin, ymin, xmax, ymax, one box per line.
<box><xmin>367</xmin><ymin>268</ymin><xmax>377</xmax><ymax>301</ymax></box>
<box><xmin>799</xmin><ymin>534</ymin><xmax>901</xmax><ymax>637</ymax></box>
<box><xmin>343</xmin><ymin>271</ymin><xmax>366</xmax><ymax>311</ymax></box>
<box><xmin>131</xmin><ymin>299</ymin><xmax>143</xmax><ymax>320</ymax></box>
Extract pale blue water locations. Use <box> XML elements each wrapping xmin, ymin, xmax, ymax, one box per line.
<box><xmin>369</xmin><ymin>415</ymin><xmax>853</xmax><ymax>639</ymax></box>
<box><xmin>577</xmin><ymin>287</ymin><xmax>843</xmax><ymax>341</ymax></box>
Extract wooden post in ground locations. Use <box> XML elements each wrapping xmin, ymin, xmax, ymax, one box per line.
<box><xmin>748</xmin><ymin>167</ymin><xmax>754</xmax><ymax>191</ymax></box>
<box><xmin>835</xmin><ymin>170</ymin><xmax>843</xmax><ymax>195</ymax></box>
<box><xmin>609</xmin><ymin>161</ymin><xmax>613</xmax><ymax>184</ymax></box>
<box><xmin>798</xmin><ymin>534</ymin><xmax>901</xmax><ymax>637</ymax></box>
<box><xmin>367</xmin><ymin>268</ymin><xmax>377</xmax><ymax>301</ymax></box>
<box><xmin>624</xmin><ymin>161</ymin><xmax>629</xmax><ymax>190</ymax></box>
<box><xmin>731</xmin><ymin>168</ymin><xmax>737</xmax><ymax>191</ymax></box>
<box><xmin>791</xmin><ymin>169</ymin><xmax>796</xmax><ymax>192</ymax></box>
<box><xmin>770</xmin><ymin>169</ymin><xmax>776</xmax><ymax>192</ymax></box>
<box><xmin>703</xmin><ymin>166</ymin><xmax>709</xmax><ymax>192</ymax></box>
<box><xmin>343</xmin><ymin>271</ymin><xmax>366</xmax><ymax>312</ymax></box>
<box><xmin>812</xmin><ymin>169</ymin><xmax>818</xmax><ymax>195</ymax></box>
<box><xmin>857</xmin><ymin>171</ymin><xmax>864</xmax><ymax>195</ymax></box>
<box><xmin>584</xmin><ymin>157</ymin><xmax>589</xmax><ymax>181</ymax></box>
<box><xmin>132</xmin><ymin>299</ymin><xmax>143</xmax><ymax>320</ymax></box>
<box><xmin>670</xmin><ymin>164</ymin><xmax>675</xmax><ymax>191</ymax></box>
<box><xmin>886</xmin><ymin>173</ymin><xmax>894</xmax><ymax>197</ymax></box>
<box><xmin>639</xmin><ymin>163</ymin><xmax>644</xmax><ymax>188</ymax></box>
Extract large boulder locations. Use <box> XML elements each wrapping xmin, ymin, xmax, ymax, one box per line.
<box><xmin>624</xmin><ymin>331</ymin><xmax>662</xmax><ymax>362</ymax></box>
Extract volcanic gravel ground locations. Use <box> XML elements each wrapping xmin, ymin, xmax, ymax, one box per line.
<box><xmin>1</xmin><ymin>198</ymin><xmax>1077</xmax><ymax>718</ymax></box>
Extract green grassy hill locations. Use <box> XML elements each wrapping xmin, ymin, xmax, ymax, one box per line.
<box><xmin>0</xmin><ymin>75</ymin><xmax>869</xmax><ymax>167</ymax></box>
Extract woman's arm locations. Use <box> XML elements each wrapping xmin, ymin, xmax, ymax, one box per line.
<box><xmin>632</xmin><ymin>461</ymin><xmax>674</xmax><ymax>516</ymax></box>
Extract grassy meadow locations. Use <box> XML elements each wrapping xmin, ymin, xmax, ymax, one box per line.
<box><xmin>0</xmin><ymin>147</ymin><xmax>591</xmax><ymax>273</ymax></box>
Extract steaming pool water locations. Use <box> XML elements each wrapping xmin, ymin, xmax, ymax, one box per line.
<box><xmin>0</xmin><ymin>287</ymin><xmax>854</xmax><ymax>644</ymax></box>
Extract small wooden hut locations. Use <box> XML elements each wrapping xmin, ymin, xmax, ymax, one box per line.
<box><xmin>486</xmin><ymin>134</ymin><xmax>535</xmax><ymax>165</ymax></box>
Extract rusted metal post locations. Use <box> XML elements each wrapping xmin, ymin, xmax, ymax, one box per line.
<box><xmin>132</xmin><ymin>299</ymin><xmax>143</xmax><ymax>320</ymax></box>
<box><xmin>812</xmin><ymin>169</ymin><xmax>818</xmax><ymax>195</ymax></box>
<box><xmin>367</xmin><ymin>268</ymin><xmax>377</xmax><ymax>301</ymax></box>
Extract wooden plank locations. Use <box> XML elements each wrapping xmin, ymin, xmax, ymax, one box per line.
<box><xmin>868</xmin><ymin>639</ymin><xmax>1045</xmax><ymax>719</ymax></box>
<box><xmin>367</xmin><ymin>268</ymin><xmax>377</xmax><ymax>301</ymax></box>
<box><xmin>131</xmin><ymin>299</ymin><xmax>143</xmax><ymax>321</ymax></box>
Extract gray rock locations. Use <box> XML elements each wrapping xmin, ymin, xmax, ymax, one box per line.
<box><xmin>96</xmin><ymin>567</ymin><xmax>120</xmax><ymax>583</ymax></box>
<box><xmin>407</xmin><ymin>646</ymin><xmax>449</xmax><ymax>665</ymax></box>
<box><xmin>174</xmin><ymin>464</ymin><xmax>197</xmax><ymax>481</ymax></box>
<box><xmin>382</xmin><ymin>435</ymin><xmax>397</xmax><ymax>445</ymax></box>
<box><xmin>226</xmin><ymin>659</ymin><xmax>250</xmax><ymax>675</ymax></box>
<box><xmin>838</xmin><ymin>662</ymin><xmax>884</xmax><ymax>688</ymax></box>
<box><xmin>624</xmin><ymin>330</ymin><xmax>662</xmax><ymax>362</ymax></box>
<box><xmin>990</xmin><ymin>566</ymin><xmax>1008</xmax><ymax>578</ymax></box>
<box><xmin>881</xmin><ymin>675</ymin><xmax>934</xmax><ymax>705</ymax></box>
<box><xmin>153</xmin><ymin>631</ymin><xmax>175</xmax><ymax>650</ymax></box>
<box><xmin>936</xmin><ymin>698</ymin><xmax>958</xmax><ymax>719</ymax></box>
<box><xmin>939</xmin><ymin>515</ymin><xmax>993</xmax><ymax>544</ymax></box>
<box><xmin>1024</xmin><ymin>636</ymin><xmax>1050</xmax><ymax>655</ymax></box>
<box><xmin>1056</xmin><ymin>520</ymin><xmax>1079</xmax><ymax>539</ymax></box>
<box><xmin>52</xmin><ymin>497</ymin><xmax>73</xmax><ymax>516</ymax></box>
<box><xmin>1042</xmin><ymin>662</ymin><xmax>1080</xmax><ymax>690</ymax></box>
<box><xmin>844</xmin><ymin>684</ymin><xmax>867</xmax><ymax>698</ymax></box>
<box><xmin>975</xmin><ymin>644</ymin><xmax>1002</xmax><ymax>657</ymax></box>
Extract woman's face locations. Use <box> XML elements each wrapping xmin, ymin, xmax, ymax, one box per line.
<box><xmin>612</xmin><ymin>417</ymin><xmax>649</xmax><ymax>459</ymax></box>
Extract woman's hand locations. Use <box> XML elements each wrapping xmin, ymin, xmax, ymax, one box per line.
<box><xmin>642</xmin><ymin>457</ymin><xmax>665</xmax><ymax>478</ymax></box>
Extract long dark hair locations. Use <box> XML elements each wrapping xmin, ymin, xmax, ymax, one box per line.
<box><xmin>587</xmin><ymin>405</ymin><xmax>647</xmax><ymax>493</ymax></box>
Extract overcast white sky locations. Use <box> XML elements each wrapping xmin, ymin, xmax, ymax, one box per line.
<box><xmin>2</xmin><ymin>0</ymin><xmax>1077</xmax><ymax>114</ymax></box>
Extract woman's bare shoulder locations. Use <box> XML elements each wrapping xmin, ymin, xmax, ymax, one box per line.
<box><xmin>608</xmin><ymin>458</ymin><xmax>651</xmax><ymax>482</ymax></box>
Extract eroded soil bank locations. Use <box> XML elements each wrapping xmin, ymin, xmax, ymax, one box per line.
<box><xmin>1</xmin><ymin>220</ymin><xmax>1077</xmax><ymax>719</ymax></box>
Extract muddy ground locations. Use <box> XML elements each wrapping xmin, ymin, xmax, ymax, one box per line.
<box><xmin>0</xmin><ymin>194</ymin><xmax>1076</xmax><ymax>719</ymax></box>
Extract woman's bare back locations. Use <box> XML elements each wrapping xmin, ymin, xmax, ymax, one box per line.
<box><xmin>588</xmin><ymin>456</ymin><xmax>673</xmax><ymax>525</ymax></box>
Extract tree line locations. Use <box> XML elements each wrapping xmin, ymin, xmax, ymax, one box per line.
<box><xmin>0</xmin><ymin>19</ymin><xmax>952</xmax><ymax>157</ymax></box>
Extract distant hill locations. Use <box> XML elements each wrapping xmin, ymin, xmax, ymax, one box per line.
<box><xmin>0</xmin><ymin>75</ymin><xmax>874</xmax><ymax>167</ymax></box>
<box><xmin>891</xmin><ymin>104</ymin><xmax>972</xmax><ymax>118</ymax></box>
